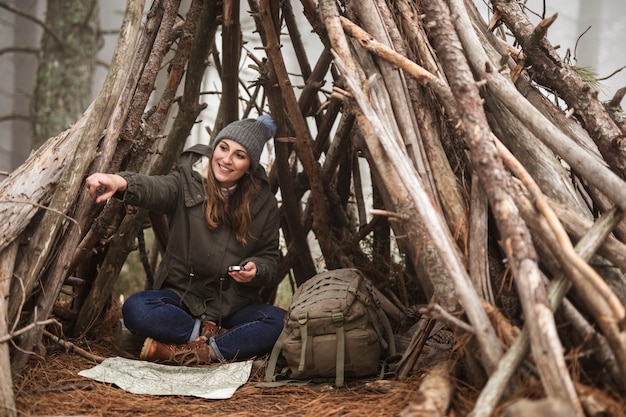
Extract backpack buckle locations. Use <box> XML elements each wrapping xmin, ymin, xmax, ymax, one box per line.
<box><xmin>332</xmin><ymin>311</ymin><xmax>344</xmax><ymax>326</ymax></box>
<box><xmin>298</xmin><ymin>312</ymin><xmax>308</xmax><ymax>324</ymax></box>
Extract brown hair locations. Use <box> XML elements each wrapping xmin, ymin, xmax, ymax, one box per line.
<box><xmin>203</xmin><ymin>163</ymin><xmax>260</xmax><ymax>245</ymax></box>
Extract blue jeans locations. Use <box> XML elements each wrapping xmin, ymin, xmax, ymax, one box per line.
<box><xmin>122</xmin><ymin>289</ymin><xmax>286</xmax><ymax>361</ymax></box>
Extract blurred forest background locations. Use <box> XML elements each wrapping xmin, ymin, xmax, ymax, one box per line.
<box><xmin>1</xmin><ymin>0</ymin><xmax>626</xmax><ymax>174</ymax></box>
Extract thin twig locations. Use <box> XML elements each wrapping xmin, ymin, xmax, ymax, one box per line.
<box><xmin>9</xmin><ymin>273</ymin><xmax>26</xmax><ymax>334</ymax></box>
<box><xmin>43</xmin><ymin>330</ymin><xmax>106</xmax><ymax>363</ymax></box>
<box><xmin>0</xmin><ymin>318</ymin><xmax>59</xmax><ymax>343</ymax></box>
<box><xmin>598</xmin><ymin>65</ymin><xmax>626</xmax><ymax>82</ymax></box>
<box><xmin>27</xmin><ymin>382</ymin><xmax>93</xmax><ymax>395</ymax></box>
<box><xmin>370</xmin><ymin>208</ymin><xmax>410</xmax><ymax>220</ymax></box>
<box><xmin>0</xmin><ymin>199</ymin><xmax>81</xmax><ymax>235</ymax></box>
<box><xmin>421</xmin><ymin>303</ymin><xmax>475</xmax><ymax>335</ymax></box>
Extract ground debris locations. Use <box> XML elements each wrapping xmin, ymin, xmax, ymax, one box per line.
<box><xmin>14</xmin><ymin>340</ymin><xmax>441</xmax><ymax>417</ymax></box>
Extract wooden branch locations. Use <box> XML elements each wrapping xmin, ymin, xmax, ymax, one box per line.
<box><xmin>143</xmin><ymin>0</ymin><xmax>197</xmax><ymax>149</ymax></box>
<box><xmin>0</xmin><ymin>242</ymin><xmax>18</xmax><ymax>416</ymax></box>
<box><xmin>330</xmin><ymin>34</ymin><xmax>502</xmax><ymax>383</ymax></box>
<box><xmin>334</xmin><ymin>2</ymin><xmax>466</xmax><ymax>315</ymax></box>
<box><xmin>424</xmin><ymin>303</ymin><xmax>474</xmax><ymax>335</ymax></box>
<box><xmin>468</xmin><ymin>171</ymin><xmax>494</xmax><ymax>303</ymax></box>
<box><xmin>1</xmin><ymin>125</ymin><xmax>81</xmax><ymax>309</ymax></box>
<box><xmin>500</xmin><ymin>131</ymin><xmax>626</xmax><ymax>386</ymax></box>
<box><xmin>0</xmin><ymin>318</ymin><xmax>59</xmax><ymax>344</ymax></box>
<box><xmin>251</xmin><ymin>1</ymin><xmax>318</xmax><ymax>284</ymax></box>
<box><xmin>282</xmin><ymin>0</ymin><xmax>325</xmax><ymax>121</ymax></box>
<box><xmin>449</xmin><ymin>4</ymin><xmax>626</xmax><ymax>218</ymax></box>
<box><xmin>496</xmin><ymin>137</ymin><xmax>626</xmax><ymax>325</ymax></box>
<box><xmin>73</xmin><ymin>0</ymin><xmax>214</xmax><ymax>338</ymax></box>
<box><xmin>393</xmin><ymin>0</ymin><xmax>472</xmax><ymax>254</ymax></box>
<box><xmin>550</xmin><ymin>202</ymin><xmax>626</xmax><ymax>273</ymax></box>
<box><xmin>116</xmin><ymin>0</ymin><xmax>177</xmax><ymax>158</ymax></box>
<box><xmin>65</xmin><ymin>1</ymin><xmax>171</xmax><ymax>289</ymax></box>
<box><xmin>427</xmin><ymin>0</ymin><xmax>579</xmax><ymax>411</ymax></box>
<box><xmin>43</xmin><ymin>330</ymin><xmax>105</xmax><ymax>363</ymax></box>
<box><xmin>395</xmin><ymin>318</ymin><xmax>434</xmax><ymax>380</ymax></box>
<box><xmin>608</xmin><ymin>87</ymin><xmax>626</xmax><ymax>108</ymax></box>
<box><xmin>220</xmin><ymin>0</ymin><xmax>240</xmax><ymax>123</ymax></box>
<box><xmin>399</xmin><ymin>360</ymin><xmax>455</xmax><ymax>417</ymax></box>
<box><xmin>345</xmin><ymin>1</ymin><xmax>440</xmax><ymax>204</ymax></box>
<box><xmin>470</xmin><ymin>207</ymin><xmax>624</xmax><ymax>417</ymax></box>
<box><xmin>10</xmin><ymin>0</ymin><xmax>146</xmax><ymax>374</ymax></box>
<box><xmin>493</xmin><ymin>0</ymin><xmax>626</xmax><ymax>182</ymax></box>
<box><xmin>339</xmin><ymin>16</ymin><xmax>457</xmax><ymax>111</ymax></box>
<box><xmin>370</xmin><ymin>209</ymin><xmax>410</xmax><ymax>220</ymax></box>
<box><xmin>340</xmin><ymin>16</ymin><xmax>432</xmax><ymax>82</ymax></box>
<box><xmin>529</xmin><ymin>14</ymin><xmax>558</xmax><ymax>48</ymax></box>
<box><xmin>260</xmin><ymin>0</ymin><xmax>348</xmax><ymax>268</ymax></box>
<box><xmin>514</xmin><ymin>191</ymin><xmax>626</xmax><ymax>386</ymax></box>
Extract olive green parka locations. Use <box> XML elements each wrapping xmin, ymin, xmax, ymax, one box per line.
<box><xmin>118</xmin><ymin>144</ymin><xmax>281</xmax><ymax>323</ymax></box>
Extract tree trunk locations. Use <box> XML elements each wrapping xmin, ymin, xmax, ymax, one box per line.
<box><xmin>32</xmin><ymin>0</ymin><xmax>100</xmax><ymax>147</ymax></box>
<box><xmin>0</xmin><ymin>242</ymin><xmax>18</xmax><ymax>417</ymax></box>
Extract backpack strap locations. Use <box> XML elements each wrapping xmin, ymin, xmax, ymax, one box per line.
<box><xmin>264</xmin><ymin>327</ymin><xmax>289</xmax><ymax>383</ymax></box>
<box><xmin>297</xmin><ymin>312</ymin><xmax>309</xmax><ymax>372</ymax></box>
<box><xmin>332</xmin><ymin>310</ymin><xmax>346</xmax><ymax>387</ymax></box>
<box><xmin>376</xmin><ymin>306</ymin><xmax>397</xmax><ymax>355</ymax></box>
<box><xmin>363</xmin><ymin>279</ymin><xmax>397</xmax><ymax>356</ymax></box>
<box><xmin>379</xmin><ymin>353</ymin><xmax>403</xmax><ymax>380</ymax></box>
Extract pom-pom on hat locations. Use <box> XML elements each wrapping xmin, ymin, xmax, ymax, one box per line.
<box><xmin>214</xmin><ymin>115</ymin><xmax>276</xmax><ymax>170</ymax></box>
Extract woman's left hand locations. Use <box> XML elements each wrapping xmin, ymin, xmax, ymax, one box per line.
<box><xmin>229</xmin><ymin>262</ymin><xmax>257</xmax><ymax>283</ymax></box>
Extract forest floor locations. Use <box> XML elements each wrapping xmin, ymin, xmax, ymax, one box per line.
<box><xmin>6</xmin><ymin>270</ymin><xmax>469</xmax><ymax>416</ymax></box>
<box><xmin>12</xmin><ymin>304</ymin><xmax>626</xmax><ymax>416</ymax></box>
<box><xmin>11</xmin><ymin>304</ymin><xmax>479</xmax><ymax>417</ymax></box>
<box><xmin>14</xmin><ymin>336</ymin><xmax>626</xmax><ymax>417</ymax></box>
<box><xmin>13</xmin><ymin>338</ymin><xmax>465</xmax><ymax>417</ymax></box>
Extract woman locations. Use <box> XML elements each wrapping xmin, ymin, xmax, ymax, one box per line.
<box><xmin>85</xmin><ymin>115</ymin><xmax>285</xmax><ymax>365</ymax></box>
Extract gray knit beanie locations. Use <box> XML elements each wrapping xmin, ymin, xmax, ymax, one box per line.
<box><xmin>214</xmin><ymin>115</ymin><xmax>276</xmax><ymax>170</ymax></box>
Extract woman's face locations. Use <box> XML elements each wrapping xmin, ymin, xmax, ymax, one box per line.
<box><xmin>211</xmin><ymin>139</ymin><xmax>251</xmax><ymax>188</ymax></box>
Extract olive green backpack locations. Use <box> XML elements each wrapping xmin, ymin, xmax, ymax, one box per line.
<box><xmin>264</xmin><ymin>268</ymin><xmax>396</xmax><ymax>387</ymax></box>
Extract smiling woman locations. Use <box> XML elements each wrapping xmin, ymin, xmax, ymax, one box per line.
<box><xmin>84</xmin><ymin>115</ymin><xmax>284</xmax><ymax>366</ymax></box>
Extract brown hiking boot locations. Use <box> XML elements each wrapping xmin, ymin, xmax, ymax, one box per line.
<box><xmin>140</xmin><ymin>337</ymin><xmax>213</xmax><ymax>366</ymax></box>
<box><xmin>199</xmin><ymin>321</ymin><xmax>227</xmax><ymax>340</ymax></box>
